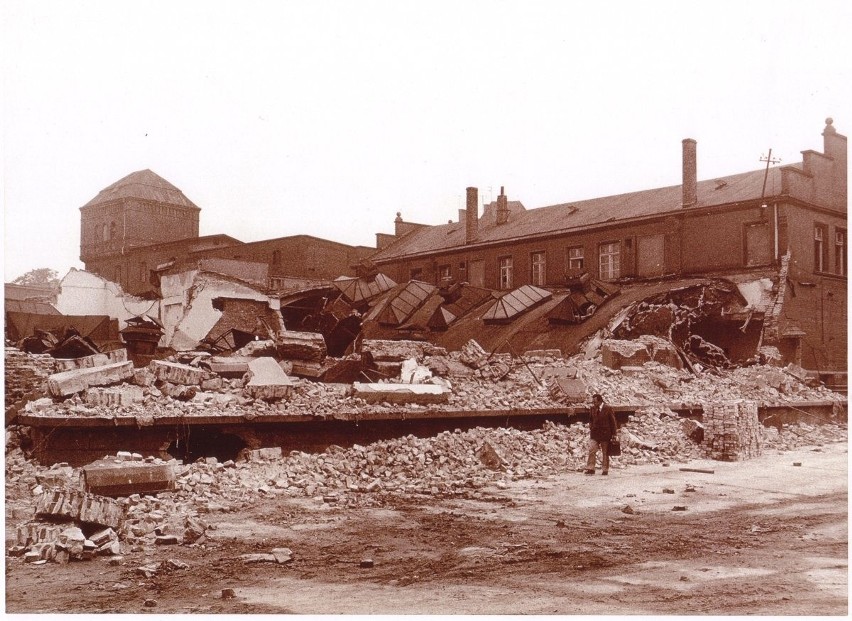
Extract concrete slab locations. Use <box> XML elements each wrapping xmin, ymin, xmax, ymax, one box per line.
<box><xmin>83</xmin><ymin>459</ymin><xmax>176</xmax><ymax>496</ymax></box>
<box><xmin>244</xmin><ymin>357</ymin><xmax>293</xmax><ymax>400</ymax></box>
<box><xmin>149</xmin><ymin>360</ymin><xmax>206</xmax><ymax>385</ymax></box>
<box><xmin>47</xmin><ymin>361</ymin><xmax>135</xmax><ymax>397</ymax></box>
<box><xmin>352</xmin><ymin>382</ymin><xmax>450</xmax><ymax>404</ymax></box>
<box><xmin>54</xmin><ymin>348</ymin><xmax>128</xmax><ymax>372</ymax></box>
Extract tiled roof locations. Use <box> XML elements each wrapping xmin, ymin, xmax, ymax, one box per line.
<box><xmin>372</xmin><ymin>166</ymin><xmax>787</xmax><ymax>261</ymax></box>
<box><xmin>82</xmin><ymin>169</ymin><xmax>200</xmax><ymax>209</ymax></box>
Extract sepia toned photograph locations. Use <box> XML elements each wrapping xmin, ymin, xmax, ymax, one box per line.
<box><xmin>3</xmin><ymin>0</ymin><xmax>848</xmax><ymax>616</ymax></box>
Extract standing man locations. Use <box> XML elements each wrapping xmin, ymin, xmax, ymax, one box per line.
<box><xmin>585</xmin><ymin>393</ymin><xmax>617</xmax><ymax>475</ymax></box>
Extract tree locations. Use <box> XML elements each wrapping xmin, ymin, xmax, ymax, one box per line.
<box><xmin>11</xmin><ymin>268</ymin><xmax>60</xmax><ymax>286</ymax></box>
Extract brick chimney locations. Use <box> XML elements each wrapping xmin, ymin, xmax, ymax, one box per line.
<box><xmin>465</xmin><ymin>187</ymin><xmax>478</xmax><ymax>244</ymax></box>
<box><xmin>496</xmin><ymin>186</ymin><xmax>509</xmax><ymax>225</ymax></box>
<box><xmin>682</xmin><ymin>138</ymin><xmax>697</xmax><ymax>207</ymax></box>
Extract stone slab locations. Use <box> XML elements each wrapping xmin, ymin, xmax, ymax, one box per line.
<box><xmin>47</xmin><ymin>361</ymin><xmax>135</xmax><ymax>397</ymax></box>
<box><xmin>244</xmin><ymin>357</ymin><xmax>293</xmax><ymax>400</ymax></box>
<box><xmin>54</xmin><ymin>349</ymin><xmax>128</xmax><ymax>372</ymax></box>
<box><xmin>149</xmin><ymin>360</ymin><xmax>206</xmax><ymax>385</ymax></box>
<box><xmin>352</xmin><ymin>382</ymin><xmax>450</xmax><ymax>404</ymax></box>
<box><xmin>83</xmin><ymin>459</ymin><xmax>176</xmax><ymax>497</ymax></box>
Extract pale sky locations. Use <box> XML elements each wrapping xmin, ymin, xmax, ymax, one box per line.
<box><xmin>3</xmin><ymin>0</ymin><xmax>850</xmax><ymax>282</ymax></box>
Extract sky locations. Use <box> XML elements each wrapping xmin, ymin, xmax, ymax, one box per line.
<box><xmin>2</xmin><ymin>0</ymin><xmax>850</xmax><ymax>282</ymax></box>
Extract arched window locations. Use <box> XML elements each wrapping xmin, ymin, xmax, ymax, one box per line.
<box><xmin>102</xmin><ymin>223</ymin><xmax>108</xmax><ymax>241</ymax></box>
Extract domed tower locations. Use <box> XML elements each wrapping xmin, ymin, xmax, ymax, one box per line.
<box><xmin>79</xmin><ymin>169</ymin><xmax>201</xmax><ymax>271</ymax></box>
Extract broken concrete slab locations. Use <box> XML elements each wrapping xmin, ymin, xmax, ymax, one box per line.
<box><xmin>82</xmin><ymin>459</ymin><xmax>176</xmax><ymax>497</ymax></box>
<box><xmin>205</xmin><ymin>356</ymin><xmax>252</xmax><ymax>377</ymax></box>
<box><xmin>54</xmin><ymin>348</ymin><xmax>128</xmax><ymax>372</ymax></box>
<box><xmin>47</xmin><ymin>361</ymin><xmax>135</xmax><ymax>397</ymax></box>
<box><xmin>399</xmin><ymin>358</ymin><xmax>433</xmax><ymax>384</ymax></box>
<box><xmin>547</xmin><ymin>377</ymin><xmax>588</xmax><ymax>403</ymax></box>
<box><xmin>276</xmin><ymin>331</ymin><xmax>327</xmax><ymax>362</ymax></box>
<box><xmin>361</xmin><ymin>339</ymin><xmax>448</xmax><ymax>362</ymax></box>
<box><xmin>244</xmin><ymin>357</ymin><xmax>293</xmax><ymax>400</ymax></box>
<box><xmin>351</xmin><ymin>382</ymin><xmax>450</xmax><ymax>404</ymax></box>
<box><xmin>477</xmin><ymin>441</ymin><xmax>508</xmax><ymax>470</ymax></box>
<box><xmin>149</xmin><ymin>360</ymin><xmax>206</xmax><ymax>386</ymax></box>
<box><xmin>85</xmin><ymin>385</ymin><xmax>145</xmax><ymax>407</ymax></box>
<box><xmin>601</xmin><ymin>340</ymin><xmax>651</xmax><ymax>370</ymax></box>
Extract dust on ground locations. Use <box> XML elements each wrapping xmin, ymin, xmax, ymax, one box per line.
<box><xmin>5</xmin><ymin>441</ymin><xmax>847</xmax><ymax>615</ymax></box>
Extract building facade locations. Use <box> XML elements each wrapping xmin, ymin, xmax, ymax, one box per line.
<box><xmin>371</xmin><ymin>120</ymin><xmax>847</xmax><ymax>371</ymax></box>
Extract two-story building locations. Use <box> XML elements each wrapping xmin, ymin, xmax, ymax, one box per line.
<box><xmin>370</xmin><ymin>119</ymin><xmax>847</xmax><ymax>372</ymax></box>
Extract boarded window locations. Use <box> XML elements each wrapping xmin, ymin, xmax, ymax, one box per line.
<box><xmin>745</xmin><ymin>222</ymin><xmax>772</xmax><ymax>267</ymax></box>
<box><xmin>468</xmin><ymin>260</ymin><xmax>485</xmax><ymax>287</ymax></box>
<box><xmin>637</xmin><ymin>234</ymin><xmax>665</xmax><ymax>277</ymax></box>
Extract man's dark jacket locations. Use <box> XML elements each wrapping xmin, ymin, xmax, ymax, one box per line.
<box><xmin>589</xmin><ymin>403</ymin><xmax>617</xmax><ymax>442</ymax></box>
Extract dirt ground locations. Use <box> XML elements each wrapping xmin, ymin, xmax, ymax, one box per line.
<box><xmin>4</xmin><ymin>440</ymin><xmax>847</xmax><ymax>615</ymax></box>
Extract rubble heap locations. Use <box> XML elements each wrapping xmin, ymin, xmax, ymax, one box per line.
<box><xmin>5</xmin><ymin>409</ymin><xmax>847</xmax><ymax>563</ymax></box>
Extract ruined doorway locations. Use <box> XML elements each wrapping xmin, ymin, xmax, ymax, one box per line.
<box><xmin>468</xmin><ymin>260</ymin><xmax>485</xmax><ymax>287</ymax></box>
<box><xmin>637</xmin><ymin>234</ymin><xmax>665</xmax><ymax>277</ymax></box>
<box><xmin>745</xmin><ymin>221</ymin><xmax>772</xmax><ymax>266</ymax></box>
<box><xmin>165</xmin><ymin>428</ymin><xmax>247</xmax><ymax>463</ymax></box>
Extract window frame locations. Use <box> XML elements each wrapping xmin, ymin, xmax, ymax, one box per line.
<box><xmin>814</xmin><ymin>222</ymin><xmax>828</xmax><ymax>273</ymax></box>
<box><xmin>835</xmin><ymin>228</ymin><xmax>846</xmax><ymax>276</ymax></box>
<box><xmin>530</xmin><ymin>251</ymin><xmax>546</xmax><ymax>286</ymax></box>
<box><xmin>599</xmin><ymin>241</ymin><xmax>621</xmax><ymax>281</ymax></box>
<box><xmin>498</xmin><ymin>255</ymin><xmax>514</xmax><ymax>290</ymax></box>
<box><xmin>567</xmin><ymin>245</ymin><xmax>584</xmax><ymax>271</ymax></box>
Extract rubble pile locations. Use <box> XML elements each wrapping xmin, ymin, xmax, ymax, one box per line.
<box><xmin>6</xmin><ymin>338</ymin><xmax>846</xmax><ymax>423</ymax></box>
<box><xmin>703</xmin><ymin>400</ymin><xmax>763</xmax><ymax>461</ymax></box>
<box><xmin>5</xmin><ymin>412</ymin><xmax>847</xmax><ymax>564</ymax></box>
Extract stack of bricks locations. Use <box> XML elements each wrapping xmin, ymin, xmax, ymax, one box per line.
<box><xmin>4</xmin><ymin>347</ymin><xmax>56</xmax><ymax>407</ymax></box>
<box><xmin>703</xmin><ymin>400</ymin><xmax>763</xmax><ymax>461</ymax></box>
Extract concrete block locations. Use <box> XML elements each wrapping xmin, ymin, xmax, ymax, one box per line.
<box><xmin>149</xmin><ymin>360</ymin><xmax>206</xmax><ymax>385</ymax></box>
<box><xmin>206</xmin><ymin>356</ymin><xmax>252</xmax><ymax>377</ymax></box>
<box><xmin>548</xmin><ymin>377</ymin><xmax>588</xmax><ymax>403</ymax></box>
<box><xmin>601</xmin><ymin>340</ymin><xmax>651</xmax><ymax>370</ymax></box>
<box><xmin>83</xmin><ymin>459</ymin><xmax>176</xmax><ymax>497</ymax></box>
<box><xmin>351</xmin><ymin>382</ymin><xmax>450</xmax><ymax>404</ymax></box>
<box><xmin>85</xmin><ymin>385</ymin><xmax>145</xmax><ymax>407</ymax></box>
<box><xmin>132</xmin><ymin>368</ymin><xmax>156</xmax><ymax>387</ymax></box>
<box><xmin>244</xmin><ymin>357</ymin><xmax>293</xmax><ymax>401</ymax></box>
<box><xmin>47</xmin><ymin>361</ymin><xmax>135</xmax><ymax>397</ymax></box>
<box><xmin>54</xmin><ymin>349</ymin><xmax>128</xmax><ymax>372</ymax></box>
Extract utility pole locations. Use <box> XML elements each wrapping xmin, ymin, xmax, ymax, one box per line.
<box><xmin>759</xmin><ymin>149</ymin><xmax>782</xmax><ymax>200</ymax></box>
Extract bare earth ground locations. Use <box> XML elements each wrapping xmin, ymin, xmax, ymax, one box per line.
<box><xmin>5</xmin><ymin>441</ymin><xmax>847</xmax><ymax>615</ymax></box>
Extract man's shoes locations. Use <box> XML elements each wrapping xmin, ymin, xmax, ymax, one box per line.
<box><xmin>584</xmin><ymin>470</ymin><xmax>595</xmax><ymax>475</ymax></box>
<box><xmin>601</xmin><ymin>471</ymin><xmax>609</xmax><ymax>476</ymax></box>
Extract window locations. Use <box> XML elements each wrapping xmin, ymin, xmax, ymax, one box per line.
<box><xmin>567</xmin><ymin>246</ymin><xmax>584</xmax><ymax>270</ymax></box>
<box><xmin>599</xmin><ymin>241</ymin><xmax>620</xmax><ymax>280</ymax></box>
<box><xmin>530</xmin><ymin>251</ymin><xmax>546</xmax><ymax>286</ymax></box>
<box><xmin>498</xmin><ymin>256</ymin><xmax>513</xmax><ymax>290</ymax></box>
<box><xmin>102</xmin><ymin>223</ymin><xmax>108</xmax><ymax>241</ymax></box>
<box><xmin>110</xmin><ymin>221</ymin><xmax>117</xmax><ymax>240</ymax></box>
<box><xmin>438</xmin><ymin>264</ymin><xmax>452</xmax><ymax>282</ymax></box>
<box><xmin>814</xmin><ymin>224</ymin><xmax>828</xmax><ymax>272</ymax></box>
<box><xmin>836</xmin><ymin>229</ymin><xmax>846</xmax><ymax>276</ymax></box>
<box><xmin>410</xmin><ymin>267</ymin><xmax>423</xmax><ymax>280</ymax></box>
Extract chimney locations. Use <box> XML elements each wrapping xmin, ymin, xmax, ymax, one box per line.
<box><xmin>394</xmin><ymin>212</ymin><xmax>405</xmax><ymax>236</ymax></box>
<box><xmin>496</xmin><ymin>186</ymin><xmax>509</xmax><ymax>225</ymax></box>
<box><xmin>682</xmin><ymin>138</ymin><xmax>697</xmax><ymax>207</ymax></box>
<box><xmin>465</xmin><ymin>187</ymin><xmax>478</xmax><ymax>244</ymax></box>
